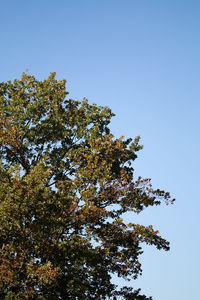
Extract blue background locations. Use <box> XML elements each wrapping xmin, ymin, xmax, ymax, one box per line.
<box><xmin>1</xmin><ymin>1</ymin><xmax>200</xmax><ymax>299</ymax></box>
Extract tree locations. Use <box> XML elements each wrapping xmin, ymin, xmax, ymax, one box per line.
<box><xmin>0</xmin><ymin>73</ymin><xmax>174</xmax><ymax>299</ymax></box>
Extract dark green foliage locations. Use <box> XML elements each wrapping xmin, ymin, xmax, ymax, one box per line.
<box><xmin>0</xmin><ymin>73</ymin><xmax>174</xmax><ymax>299</ymax></box>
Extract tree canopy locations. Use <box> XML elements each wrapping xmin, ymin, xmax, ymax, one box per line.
<box><xmin>0</xmin><ymin>73</ymin><xmax>174</xmax><ymax>299</ymax></box>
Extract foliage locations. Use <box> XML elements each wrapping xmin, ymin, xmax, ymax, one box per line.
<box><xmin>0</xmin><ymin>73</ymin><xmax>174</xmax><ymax>299</ymax></box>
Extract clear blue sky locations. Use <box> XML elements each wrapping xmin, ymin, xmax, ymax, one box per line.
<box><xmin>1</xmin><ymin>1</ymin><xmax>200</xmax><ymax>299</ymax></box>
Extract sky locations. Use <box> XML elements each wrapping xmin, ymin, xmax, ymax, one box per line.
<box><xmin>1</xmin><ymin>1</ymin><xmax>200</xmax><ymax>299</ymax></box>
